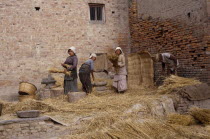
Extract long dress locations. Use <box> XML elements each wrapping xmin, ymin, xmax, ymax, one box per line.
<box><xmin>113</xmin><ymin>54</ymin><xmax>127</xmax><ymax>92</ymax></box>
<box><xmin>63</xmin><ymin>55</ymin><xmax>78</xmax><ymax>94</ymax></box>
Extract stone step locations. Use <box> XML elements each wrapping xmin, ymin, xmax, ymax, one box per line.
<box><xmin>16</xmin><ymin>110</ymin><xmax>40</xmax><ymax>118</ymax></box>
<box><xmin>95</xmin><ymin>86</ymin><xmax>108</xmax><ymax>92</ymax></box>
<box><xmin>92</xmin><ymin>81</ymin><xmax>107</xmax><ymax>87</ymax></box>
<box><xmin>68</xmin><ymin>92</ymin><xmax>86</xmax><ymax>103</ymax></box>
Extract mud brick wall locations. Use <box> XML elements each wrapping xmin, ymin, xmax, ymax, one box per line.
<box><xmin>0</xmin><ymin>0</ymin><xmax>130</xmax><ymax>99</ymax></box>
<box><xmin>0</xmin><ymin>0</ymin><xmax>130</xmax><ymax>83</ymax></box>
<box><xmin>129</xmin><ymin>0</ymin><xmax>210</xmax><ymax>84</ymax></box>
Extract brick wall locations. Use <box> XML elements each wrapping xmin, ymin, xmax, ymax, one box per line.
<box><xmin>0</xmin><ymin>120</ymin><xmax>69</xmax><ymax>139</ymax></box>
<box><xmin>0</xmin><ymin>0</ymin><xmax>130</xmax><ymax>82</ymax></box>
<box><xmin>0</xmin><ymin>0</ymin><xmax>130</xmax><ymax>99</ymax></box>
<box><xmin>129</xmin><ymin>0</ymin><xmax>210</xmax><ymax>84</ymax></box>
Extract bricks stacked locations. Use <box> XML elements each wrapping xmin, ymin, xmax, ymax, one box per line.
<box><xmin>0</xmin><ymin>121</ymin><xmax>66</xmax><ymax>139</ymax></box>
<box><xmin>129</xmin><ymin>0</ymin><xmax>210</xmax><ymax>85</ymax></box>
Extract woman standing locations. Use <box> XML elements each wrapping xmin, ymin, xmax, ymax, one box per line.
<box><xmin>113</xmin><ymin>47</ymin><xmax>127</xmax><ymax>93</ymax></box>
<box><xmin>61</xmin><ymin>47</ymin><xmax>78</xmax><ymax>94</ymax></box>
<box><xmin>79</xmin><ymin>53</ymin><xmax>97</xmax><ymax>94</ymax></box>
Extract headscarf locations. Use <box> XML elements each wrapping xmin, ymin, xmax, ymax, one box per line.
<box><xmin>68</xmin><ymin>46</ymin><xmax>76</xmax><ymax>53</ymax></box>
<box><xmin>115</xmin><ymin>47</ymin><xmax>123</xmax><ymax>54</ymax></box>
<box><xmin>89</xmin><ymin>53</ymin><xmax>97</xmax><ymax>59</ymax></box>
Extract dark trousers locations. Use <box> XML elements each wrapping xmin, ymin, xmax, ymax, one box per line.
<box><xmin>79</xmin><ymin>72</ymin><xmax>92</xmax><ymax>94</ymax></box>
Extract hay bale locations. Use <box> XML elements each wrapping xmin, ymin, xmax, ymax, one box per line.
<box><xmin>167</xmin><ymin>113</ymin><xmax>196</xmax><ymax>126</ymax></box>
<box><xmin>190</xmin><ymin>107</ymin><xmax>210</xmax><ymax>125</ymax></box>
<box><xmin>157</xmin><ymin>75</ymin><xmax>201</xmax><ymax>94</ymax></box>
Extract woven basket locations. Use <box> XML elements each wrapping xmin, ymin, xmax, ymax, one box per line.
<box><xmin>19</xmin><ymin>82</ymin><xmax>37</xmax><ymax>95</ymax></box>
<box><xmin>128</xmin><ymin>51</ymin><xmax>154</xmax><ymax>88</ymax></box>
<box><xmin>18</xmin><ymin>95</ymin><xmax>36</xmax><ymax>102</ymax></box>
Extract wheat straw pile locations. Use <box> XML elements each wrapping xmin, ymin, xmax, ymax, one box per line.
<box><xmin>167</xmin><ymin>113</ymin><xmax>196</xmax><ymax>126</ymax></box>
<box><xmin>190</xmin><ymin>107</ymin><xmax>210</xmax><ymax>125</ymax></box>
<box><xmin>157</xmin><ymin>75</ymin><xmax>201</xmax><ymax>94</ymax></box>
<box><xmin>1</xmin><ymin>81</ymin><xmax>210</xmax><ymax>138</ymax></box>
<box><xmin>62</xmin><ymin>119</ymin><xmax>210</xmax><ymax>139</ymax></box>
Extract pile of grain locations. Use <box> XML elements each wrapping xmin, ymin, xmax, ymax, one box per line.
<box><xmin>157</xmin><ymin>75</ymin><xmax>201</xmax><ymax>94</ymax></box>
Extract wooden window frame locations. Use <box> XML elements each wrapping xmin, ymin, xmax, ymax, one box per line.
<box><xmin>89</xmin><ymin>3</ymin><xmax>105</xmax><ymax>23</ymax></box>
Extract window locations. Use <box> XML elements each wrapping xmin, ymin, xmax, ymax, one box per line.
<box><xmin>89</xmin><ymin>3</ymin><xmax>105</xmax><ymax>22</ymax></box>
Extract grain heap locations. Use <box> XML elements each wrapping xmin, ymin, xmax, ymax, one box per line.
<box><xmin>157</xmin><ymin>75</ymin><xmax>201</xmax><ymax>94</ymax></box>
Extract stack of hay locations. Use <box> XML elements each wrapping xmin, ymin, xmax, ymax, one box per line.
<box><xmin>157</xmin><ymin>75</ymin><xmax>201</xmax><ymax>94</ymax></box>
<box><xmin>167</xmin><ymin>107</ymin><xmax>210</xmax><ymax>126</ymax></box>
<box><xmin>18</xmin><ymin>82</ymin><xmax>37</xmax><ymax>102</ymax></box>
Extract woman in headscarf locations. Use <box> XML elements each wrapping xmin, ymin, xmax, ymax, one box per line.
<box><xmin>79</xmin><ymin>53</ymin><xmax>97</xmax><ymax>94</ymax></box>
<box><xmin>155</xmin><ymin>53</ymin><xmax>179</xmax><ymax>76</ymax></box>
<box><xmin>113</xmin><ymin>47</ymin><xmax>127</xmax><ymax>93</ymax></box>
<box><xmin>61</xmin><ymin>46</ymin><xmax>78</xmax><ymax>94</ymax></box>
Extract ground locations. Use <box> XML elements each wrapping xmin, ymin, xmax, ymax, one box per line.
<box><xmin>1</xmin><ymin>80</ymin><xmax>210</xmax><ymax>139</ymax></box>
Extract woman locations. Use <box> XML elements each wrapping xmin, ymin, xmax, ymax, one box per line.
<box><xmin>156</xmin><ymin>53</ymin><xmax>179</xmax><ymax>76</ymax></box>
<box><xmin>61</xmin><ymin>46</ymin><xmax>78</xmax><ymax>94</ymax></box>
<box><xmin>79</xmin><ymin>53</ymin><xmax>97</xmax><ymax>94</ymax></box>
<box><xmin>113</xmin><ymin>47</ymin><xmax>127</xmax><ymax>93</ymax></box>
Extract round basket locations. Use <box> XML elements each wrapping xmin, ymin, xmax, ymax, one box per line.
<box><xmin>19</xmin><ymin>82</ymin><xmax>37</xmax><ymax>95</ymax></box>
<box><xmin>18</xmin><ymin>95</ymin><xmax>36</xmax><ymax>102</ymax></box>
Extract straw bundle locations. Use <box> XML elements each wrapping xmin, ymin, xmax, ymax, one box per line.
<box><xmin>2</xmin><ymin>99</ymin><xmax>58</xmax><ymax>114</ymax></box>
<box><xmin>157</xmin><ymin>75</ymin><xmax>201</xmax><ymax>94</ymax></box>
<box><xmin>48</xmin><ymin>67</ymin><xmax>71</xmax><ymax>76</ymax></box>
<box><xmin>107</xmin><ymin>54</ymin><xmax>119</xmax><ymax>70</ymax></box>
<box><xmin>167</xmin><ymin>113</ymin><xmax>196</xmax><ymax>126</ymax></box>
<box><xmin>190</xmin><ymin>107</ymin><xmax>210</xmax><ymax>125</ymax></box>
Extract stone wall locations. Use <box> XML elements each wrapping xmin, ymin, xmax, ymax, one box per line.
<box><xmin>0</xmin><ymin>0</ymin><xmax>130</xmax><ymax>100</ymax></box>
<box><xmin>0</xmin><ymin>120</ymin><xmax>69</xmax><ymax>139</ymax></box>
<box><xmin>129</xmin><ymin>0</ymin><xmax>210</xmax><ymax>84</ymax></box>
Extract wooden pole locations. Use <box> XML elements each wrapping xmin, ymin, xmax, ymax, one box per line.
<box><xmin>0</xmin><ymin>104</ymin><xmax>2</xmax><ymax>116</ymax></box>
